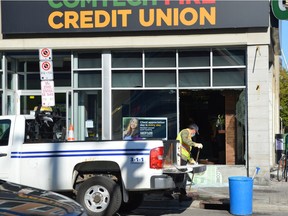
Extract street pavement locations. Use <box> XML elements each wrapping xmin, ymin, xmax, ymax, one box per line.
<box><xmin>128</xmin><ymin>175</ymin><xmax>288</xmax><ymax>215</ymax></box>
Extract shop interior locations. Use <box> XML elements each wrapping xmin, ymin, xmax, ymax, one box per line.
<box><xmin>179</xmin><ymin>89</ymin><xmax>245</xmax><ymax>165</ymax></box>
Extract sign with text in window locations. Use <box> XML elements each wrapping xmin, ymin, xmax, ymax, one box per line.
<box><xmin>122</xmin><ymin>117</ymin><xmax>167</xmax><ymax>140</ymax></box>
<box><xmin>41</xmin><ymin>80</ymin><xmax>55</xmax><ymax>106</ymax></box>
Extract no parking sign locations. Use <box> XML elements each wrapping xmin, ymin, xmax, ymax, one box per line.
<box><xmin>40</xmin><ymin>60</ymin><xmax>54</xmax><ymax>80</ymax></box>
<box><xmin>39</xmin><ymin>48</ymin><xmax>52</xmax><ymax>60</ymax></box>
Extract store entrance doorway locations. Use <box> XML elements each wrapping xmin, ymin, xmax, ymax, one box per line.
<box><xmin>179</xmin><ymin>89</ymin><xmax>246</xmax><ymax>165</ymax></box>
<box><xmin>179</xmin><ymin>90</ymin><xmax>226</xmax><ymax>164</ymax></box>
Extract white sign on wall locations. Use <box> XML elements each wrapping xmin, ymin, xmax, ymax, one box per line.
<box><xmin>41</xmin><ymin>80</ymin><xmax>55</xmax><ymax>106</ymax></box>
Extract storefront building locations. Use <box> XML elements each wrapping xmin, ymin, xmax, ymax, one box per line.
<box><xmin>0</xmin><ymin>0</ymin><xmax>281</xmax><ymax>185</ymax></box>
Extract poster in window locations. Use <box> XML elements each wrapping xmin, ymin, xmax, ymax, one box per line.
<box><xmin>122</xmin><ymin>117</ymin><xmax>167</xmax><ymax>140</ymax></box>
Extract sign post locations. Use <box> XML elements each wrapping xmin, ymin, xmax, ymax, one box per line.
<box><xmin>39</xmin><ymin>48</ymin><xmax>55</xmax><ymax>106</ymax></box>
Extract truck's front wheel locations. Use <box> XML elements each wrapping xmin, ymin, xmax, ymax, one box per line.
<box><xmin>76</xmin><ymin>176</ymin><xmax>122</xmax><ymax>216</ymax></box>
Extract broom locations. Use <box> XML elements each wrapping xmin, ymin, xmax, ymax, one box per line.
<box><xmin>188</xmin><ymin>148</ymin><xmax>201</xmax><ymax>191</ymax></box>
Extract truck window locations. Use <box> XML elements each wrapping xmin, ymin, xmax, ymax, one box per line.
<box><xmin>25</xmin><ymin>119</ymin><xmax>36</xmax><ymax>143</ymax></box>
<box><xmin>0</xmin><ymin>120</ymin><xmax>11</xmax><ymax>146</ymax></box>
<box><xmin>24</xmin><ymin>106</ymin><xmax>66</xmax><ymax>143</ymax></box>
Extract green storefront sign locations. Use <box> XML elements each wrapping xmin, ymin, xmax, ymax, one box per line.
<box><xmin>272</xmin><ymin>0</ymin><xmax>288</xmax><ymax>20</ymax></box>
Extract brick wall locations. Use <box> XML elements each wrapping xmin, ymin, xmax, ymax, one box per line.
<box><xmin>224</xmin><ymin>92</ymin><xmax>237</xmax><ymax>165</ymax></box>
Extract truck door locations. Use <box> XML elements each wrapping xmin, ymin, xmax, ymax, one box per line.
<box><xmin>0</xmin><ymin>119</ymin><xmax>12</xmax><ymax>179</ymax></box>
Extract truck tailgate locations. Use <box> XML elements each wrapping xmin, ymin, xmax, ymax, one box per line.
<box><xmin>162</xmin><ymin>140</ymin><xmax>206</xmax><ymax>174</ymax></box>
<box><xmin>163</xmin><ymin>164</ymin><xmax>206</xmax><ymax>174</ymax></box>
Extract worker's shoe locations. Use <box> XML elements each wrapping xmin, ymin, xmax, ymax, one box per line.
<box><xmin>179</xmin><ymin>194</ymin><xmax>192</xmax><ymax>202</ymax></box>
<box><xmin>178</xmin><ymin>188</ymin><xmax>192</xmax><ymax>202</ymax></box>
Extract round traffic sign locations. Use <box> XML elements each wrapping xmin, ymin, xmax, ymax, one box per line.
<box><xmin>41</xmin><ymin>61</ymin><xmax>51</xmax><ymax>71</ymax></box>
<box><xmin>41</xmin><ymin>48</ymin><xmax>51</xmax><ymax>58</ymax></box>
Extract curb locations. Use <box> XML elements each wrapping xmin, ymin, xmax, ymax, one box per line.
<box><xmin>253</xmin><ymin>203</ymin><xmax>288</xmax><ymax>212</ymax></box>
<box><xmin>142</xmin><ymin>180</ymin><xmax>288</xmax><ymax>213</ymax></box>
<box><xmin>142</xmin><ymin>196</ymin><xmax>288</xmax><ymax>213</ymax></box>
<box><xmin>189</xmin><ymin>197</ymin><xmax>288</xmax><ymax>213</ymax></box>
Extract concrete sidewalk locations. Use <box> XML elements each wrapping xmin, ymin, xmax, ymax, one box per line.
<box><xmin>188</xmin><ymin>179</ymin><xmax>288</xmax><ymax>212</ymax></box>
<box><xmin>142</xmin><ymin>178</ymin><xmax>288</xmax><ymax>213</ymax></box>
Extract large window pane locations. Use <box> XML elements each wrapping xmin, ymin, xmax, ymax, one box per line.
<box><xmin>7</xmin><ymin>58</ymin><xmax>16</xmax><ymax>72</ymax></box>
<box><xmin>112</xmin><ymin>70</ymin><xmax>142</xmax><ymax>87</ymax></box>
<box><xmin>19</xmin><ymin>74</ymin><xmax>40</xmax><ymax>90</ymax></box>
<box><xmin>20</xmin><ymin>94</ymin><xmax>67</xmax><ymax>116</ymax></box>
<box><xmin>0</xmin><ymin>93</ymin><xmax>2</xmax><ymax>115</ymax></box>
<box><xmin>8</xmin><ymin>73</ymin><xmax>13</xmax><ymax>89</ymax></box>
<box><xmin>78</xmin><ymin>71</ymin><xmax>101</xmax><ymax>88</ymax></box>
<box><xmin>213</xmin><ymin>49</ymin><xmax>246</xmax><ymax>66</ymax></box>
<box><xmin>54</xmin><ymin>57</ymin><xmax>71</xmax><ymax>72</ymax></box>
<box><xmin>112</xmin><ymin>90</ymin><xmax>177</xmax><ymax>140</ymax></box>
<box><xmin>75</xmin><ymin>91</ymin><xmax>102</xmax><ymax>141</ymax></box>
<box><xmin>145</xmin><ymin>51</ymin><xmax>176</xmax><ymax>67</ymax></box>
<box><xmin>145</xmin><ymin>70</ymin><xmax>176</xmax><ymax>87</ymax></box>
<box><xmin>78</xmin><ymin>53</ymin><xmax>101</xmax><ymax>69</ymax></box>
<box><xmin>54</xmin><ymin>72</ymin><xmax>71</xmax><ymax>87</ymax></box>
<box><xmin>21</xmin><ymin>95</ymin><xmax>41</xmax><ymax>114</ymax></box>
<box><xmin>179</xmin><ymin>50</ymin><xmax>210</xmax><ymax>67</ymax></box>
<box><xmin>112</xmin><ymin>52</ymin><xmax>142</xmax><ymax>68</ymax></box>
<box><xmin>213</xmin><ymin>69</ymin><xmax>245</xmax><ymax>86</ymax></box>
<box><xmin>0</xmin><ymin>54</ymin><xmax>2</xmax><ymax>70</ymax></box>
<box><xmin>26</xmin><ymin>61</ymin><xmax>39</xmax><ymax>72</ymax></box>
<box><xmin>179</xmin><ymin>69</ymin><xmax>210</xmax><ymax>87</ymax></box>
<box><xmin>0</xmin><ymin>73</ymin><xmax>2</xmax><ymax>89</ymax></box>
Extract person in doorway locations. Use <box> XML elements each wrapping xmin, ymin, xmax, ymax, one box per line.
<box><xmin>123</xmin><ymin>117</ymin><xmax>140</xmax><ymax>140</ymax></box>
<box><xmin>177</xmin><ymin>123</ymin><xmax>203</xmax><ymax>164</ymax></box>
<box><xmin>175</xmin><ymin>123</ymin><xmax>203</xmax><ymax>201</ymax></box>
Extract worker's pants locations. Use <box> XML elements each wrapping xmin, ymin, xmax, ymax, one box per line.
<box><xmin>174</xmin><ymin>158</ymin><xmax>188</xmax><ymax>195</ymax></box>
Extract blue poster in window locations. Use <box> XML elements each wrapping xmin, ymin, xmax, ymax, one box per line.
<box><xmin>122</xmin><ymin>117</ymin><xmax>167</xmax><ymax>140</ymax></box>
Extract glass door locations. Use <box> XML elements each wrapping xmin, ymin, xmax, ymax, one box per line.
<box><xmin>74</xmin><ymin>90</ymin><xmax>102</xmax><ymax>141</ymax></box>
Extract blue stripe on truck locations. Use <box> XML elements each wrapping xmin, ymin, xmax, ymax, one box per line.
<box><xmin>10</xmin><ymin>149</ymin><xmax>150</xmax><ymax>158</ymax></box>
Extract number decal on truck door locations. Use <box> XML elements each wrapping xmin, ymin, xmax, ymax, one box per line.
<box><xmin>130</xmin><ymin>157</ymin><xmax>144</xmax><ymax>163</ymax></box>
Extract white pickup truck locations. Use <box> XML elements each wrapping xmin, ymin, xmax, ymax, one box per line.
<box><xmin>0</xmin><ymin>113</ymin><xmax>206</xmax><ymax>216</ymax></box>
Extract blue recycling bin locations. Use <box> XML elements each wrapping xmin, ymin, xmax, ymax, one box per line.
<box><xmin>229</xmin><ymin>176</ymin><xmax>253</xmax><ymax>215</ymax></box>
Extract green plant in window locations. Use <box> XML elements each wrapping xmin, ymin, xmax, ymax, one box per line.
<box><xmin>216</xmin><ymin>114</ymin><xmax>225</xmax><ymax>129</ymax></box>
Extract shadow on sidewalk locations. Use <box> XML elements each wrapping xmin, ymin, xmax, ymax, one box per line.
<box><xmin>200</xmin><ymin>198</ymin><xmax>230</xmax><ymax>211</ymax></box>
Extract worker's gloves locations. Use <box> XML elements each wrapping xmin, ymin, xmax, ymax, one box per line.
<box><xmin>195</xmin><ymin>143</ymin><xmax>203</xmax><ymax>149</ymax></box>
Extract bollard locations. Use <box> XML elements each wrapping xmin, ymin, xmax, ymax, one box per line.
<box><xmin>228</xmin><ymin>176</ymin><xmax>253</xmax><ymax>215</ymax></box>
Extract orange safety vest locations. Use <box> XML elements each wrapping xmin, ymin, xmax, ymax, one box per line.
<box><xmin>176</xmin><ymin>129</ymin><xmax>192</xmax><ymax>161</ymax></box>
